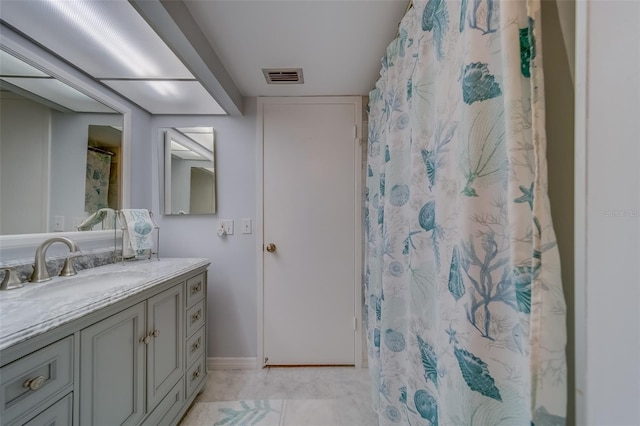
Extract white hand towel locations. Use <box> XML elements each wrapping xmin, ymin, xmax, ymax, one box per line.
<box><xmin>120</xmin><ymin>209</ymin><xmax>155</xmax><ymax>258</ymax></box>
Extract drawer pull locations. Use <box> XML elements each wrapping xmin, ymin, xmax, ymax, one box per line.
<box><xmin>23</xmin><ymin>375</ymin><xmax>46</xmax><ymax>391</ymax></box>
<box><xmin>192</xmin><ymin>338</ymin><xmax>201</xmax><ymax>352</ymax></box>
<box><xmin>191</xmin><ymin>366</ymin><xmax>201</xmax><ymax>381</ymax></box>
<box><xmin>191</xmin><ymin>310</ymin><xmax>202</xmax><ymax>323</ymax></box>
<box><xmin>191</xmin><ymin>283</ymin><xmax>202</xmax><ymax>295</ymax></box>
<box><xmin>152</xmin><ymin>329</ymin><xmax>160</xmax><ymax>338</ymax></box>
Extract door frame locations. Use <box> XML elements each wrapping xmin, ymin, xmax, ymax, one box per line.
<box><xmin>256</xmin><ymin>96</ymin><xmax>363</xmax><ymax>368</ymax></box>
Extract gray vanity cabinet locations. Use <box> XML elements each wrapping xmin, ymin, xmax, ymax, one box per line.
<box><xmin>79</xmin><ymin>285</ymin><xmax>185</xmax><ymax>425</ymax></box>
<box><xmin>0</xmin><ymin>265</ymin><xmax>208</xmax><ymax>426</ymax></box>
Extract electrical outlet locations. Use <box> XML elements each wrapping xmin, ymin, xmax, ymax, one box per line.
<box><xmin>241</xmin><ymin>218</ymin><xmax>252</xmax><ymax>234</ymax></box>
<box><xmin>54</xmin><ymin>216</ymin><xmax>65</xmax><ymax>232</ymax></box>
<box><xmin>222</xmin><ymin>219</ymin><xmax>234</xmax><ymax>235</ymax></box>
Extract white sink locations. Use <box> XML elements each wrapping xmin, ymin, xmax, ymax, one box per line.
<box><xmin>24</xmin><ymin>271</ymin><xmax>149</xmax><ymax>300</ymax></box>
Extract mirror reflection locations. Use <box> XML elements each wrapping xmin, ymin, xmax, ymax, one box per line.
<box><xmin>164</xmin><ymin>127</ymin><xmax>216</xmax><ymax>215</ymax></box>
<box><xmin>0</xmin><ymin>48</ymin><xmax>123</xmax><ymax>235</ymax></box>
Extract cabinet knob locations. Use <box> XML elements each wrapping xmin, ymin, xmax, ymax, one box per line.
<box><xmin>191</xmin><ymin>283</ymin><xmax>202</xmax><ymax>294</ymax></box>
<box><xmin>140</xmin><ymin>335</ymin><xmax>151</xmax><ymax>344</ymax></box>
<box><xmin>23</xmin><ymin>375</ymin><xmax>46</xmax><ymax>391</ymax></box>
<box><xmin>191</xmin><ymin>366</ymin><xmax>201</xmax><ymax>381</ymax></box>
<box><xmin>152</xmin><ymin>329</ymin><xmax>160</xmax><ymax>338</ymax></box>
<box><xmin>192</xmin><ymin>338</ymin><xmax>201</xmax><ymax>352</ymax></box>
<box><xmin>192</xmin><ymin>310</ymin><xmax>202</xmax><ymax>323</ymax></box>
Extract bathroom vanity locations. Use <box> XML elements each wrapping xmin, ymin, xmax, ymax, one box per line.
<box><xmin>0</xmin><ymin>258</ymin><xmax>210</xmax><ymax>426</ymax></box>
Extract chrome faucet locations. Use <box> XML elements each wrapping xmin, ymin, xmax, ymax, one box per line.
<box><xmin>30</xmin><ymin>237</ymin><xmax>80</xmax><ymax>283</ymax></box>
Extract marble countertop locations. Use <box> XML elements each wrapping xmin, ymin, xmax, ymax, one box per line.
<box><xmin>0</xmin><ymin>257</ymin><xmax>210</xmax><ymax>351</ymax></box>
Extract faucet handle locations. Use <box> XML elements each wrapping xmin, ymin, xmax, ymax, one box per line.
<box><xmin>59</xmin><ymin>257</ymin><xmax>77</xmax><ymax>277</ymax></box>
<box><xmin>1</xmin><ymin>267</ymin><xmax>24</xmax><ymax>291</ymax></box>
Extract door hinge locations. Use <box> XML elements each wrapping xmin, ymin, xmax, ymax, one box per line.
<box><xmin>353</xmin><ymin>125</ymin><xmax>357</xmax><ymax>139</ymax></box>
<box><xmin>353</xmin><ymin>317</ymin><xmax>357</xmax><ymax>331</ymax></box>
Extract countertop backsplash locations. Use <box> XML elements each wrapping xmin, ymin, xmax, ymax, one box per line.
<box><xmin>1</xmin><ymin>247</ymin><xmax>119</xmax><ymax>283</ymax></box>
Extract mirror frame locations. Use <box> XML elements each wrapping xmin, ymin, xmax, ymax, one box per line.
<box><xmin>0</xmin><ymin>24</ymin><xmax>131</xmax><ymax>250</ymax></box>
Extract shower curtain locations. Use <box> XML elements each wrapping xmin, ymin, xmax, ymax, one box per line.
<box><xmin>364</xmin><ymin>1</ymin><xmax>567</xmax><ymax>425</ymax></box>
<box><xmin>85</xmin><ymin>150</ymin><xmax>112</xmax><ymax>212</ymax></box>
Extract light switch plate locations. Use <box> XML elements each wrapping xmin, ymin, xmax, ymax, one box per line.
<box><xmin>222</xmin><ymin>219</ymin><xmax>234</xmax><ymax>235</ymax></box>
<box><xmin>241</xmin><ymin>218</ymin><xmax>252</xmax><ymax>234</ymax></box>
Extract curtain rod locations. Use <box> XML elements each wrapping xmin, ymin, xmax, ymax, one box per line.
<box><xmin>88</xmin><ymin>145</ymin><xmax>115</xmax><ymax>156</ymax></box>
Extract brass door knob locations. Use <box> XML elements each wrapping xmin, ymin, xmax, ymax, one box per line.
<box><xmin>265</xmin><ymin>243</ymin><xmax>277</xmax><ymax>253</ymax></box>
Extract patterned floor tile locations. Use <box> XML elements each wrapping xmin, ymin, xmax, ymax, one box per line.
<box><xmin>180</xmin><ymin>400</ymin><xmax>283</xmax><ymax>426</ymax></box>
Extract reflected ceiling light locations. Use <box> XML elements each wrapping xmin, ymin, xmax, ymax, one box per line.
<box><xmin>147</xmin><ymin>80</ymin><xmax>177</xmax><ymax>97</ymax></box>
<box><xmin>171</xmin><ymin>141</ymin><xmax>190</xmax><ymax>152</ymax></box>
<box><xmin>169</xmin><ymin>130</ymin><xmax>214</xmax><ymax>162</ymax></box>
<box><xmin>44</xmin><ymin>0</ymin><xmax>158</xmax><ymax>77</ymax></box>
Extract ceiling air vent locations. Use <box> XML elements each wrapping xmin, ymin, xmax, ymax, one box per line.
<box><xmin>262</xmin><ymin>68</ymin><xmax>304</xmax><ymax>84</ymax></box>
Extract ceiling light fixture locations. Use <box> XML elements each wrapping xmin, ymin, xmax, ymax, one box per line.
<box><xmin>44</xmin><ymin>0</ymin><xmax>159</xmax><ymax>77</ymax></box>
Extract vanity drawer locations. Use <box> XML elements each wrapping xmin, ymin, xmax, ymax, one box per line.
<box><xmin>22</xmin><ymin>392</ymin><xmax>72</xmax><ymax>426</ymax></box>
<box><xmin>185</xmin><ymin>326</ymin><xmax>205</xmax><ymax>368</ymax></box>
<box><xmin>185</xmin><ymin>274</ymin><xmax>205</xmax><ymax>307</ymax></box>
<box><xmin>185</xmin><ymin>357</ymin><xmax>206</xmax><ymax>400</ymax></box>
<box><xmin>0</xmin><ymin>336</ymin><xmax>73</xmax><ymax>426</ymax></box>
<box><xmin>186</xmin><ymin>300</ymin><xmax>205</xmax><ymax>338</ymax></box>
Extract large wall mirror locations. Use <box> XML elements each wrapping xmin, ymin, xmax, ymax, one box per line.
<box><xmin>0</xmin><ymin>42</ymin><xmax>129</xmax><ymax>243</ymax></box>
<box><xmin>163</xmin><ymin>127</ymin><xmax>216</xmax><ymax>215</ymax></box>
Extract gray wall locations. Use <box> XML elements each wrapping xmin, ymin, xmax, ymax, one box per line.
<box><xmin>150</xmin><ymin>99</ymin><xmax>257</xmax><ymax>358</ymax></box>
<box><xmin>0</xmin><ymin>93</ymin><xmax>50</xmax><ymax>234</ymax></box>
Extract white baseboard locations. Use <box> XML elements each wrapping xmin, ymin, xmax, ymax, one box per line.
<box><xmin>207</xmin><ymin>357</ymin><xmax>259</xmax><ymax>371</ymax></box>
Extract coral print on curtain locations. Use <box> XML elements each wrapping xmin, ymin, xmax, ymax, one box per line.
<box><xmin>364</xmin><ymin>0</ymin><xmax>567</xmax><ymax>425</ymax></box>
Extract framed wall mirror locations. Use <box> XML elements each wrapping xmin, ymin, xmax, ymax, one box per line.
<box><xmin>0</xmin><ymin>26</ymin><xmax>131</xmax><ymax>252</ymax></box>
<box><xmin>0</xmin><ymin>48</ymin><xmax>124</xmax><ymax>235</ymax></box>
<box><xmin>163</xmin><ymin>127</ymin><xmax>216</xmax><ymax>215</ymax></box>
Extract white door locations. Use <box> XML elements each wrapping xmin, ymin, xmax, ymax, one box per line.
<box><xmin>259</xmin><ymin>97</ymin><xmax>362</xmax><ymax>366</ymax></box>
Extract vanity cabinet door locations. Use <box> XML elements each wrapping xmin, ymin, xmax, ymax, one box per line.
<box><xmin>80</xmin><ymin>303</ymin><xmax>146</xmax><ymax>426</ymax></box>
<box><xmin>146</xmin><ymin>285</ymin><xmax>184</xmax><ymax>412</ymax></box>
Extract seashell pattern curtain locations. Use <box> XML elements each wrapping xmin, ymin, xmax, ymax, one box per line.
<box><xmin>364</xmin><ymin>0</ymin><xmax>567</xmax><ymax>424</ymax></box>
<box><xmin>85</xmin><ymin>150</ymin><xmax>112</xmax><ymax>213</ymax></box>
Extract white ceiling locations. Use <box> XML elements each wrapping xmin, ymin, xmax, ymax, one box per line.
<box><xmin>183</xmin><ymin>0</ymin><xmax>407</xmax><ymax>97</ymax></box>
<box><xmin>1</xmin><ymin>0</ymin><xmax>407</xmax><ymax>114</ymax></box>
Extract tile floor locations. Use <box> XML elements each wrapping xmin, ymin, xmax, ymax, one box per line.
<box><xmin>179</xmin><ymin>367</ymin><xmax>378</xmax><ymax>426</ymax></box>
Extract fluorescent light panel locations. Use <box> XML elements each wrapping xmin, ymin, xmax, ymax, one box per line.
<box><xmin>0</xmin><ymin>0</ymin><xmax>226</xmax><ymax>114</ymax></box>
<box><xmin>0</xmin><ymin>50</ymin><xmax>49</xmax><ymax>77</ymax></box>
<box><xmin>1</xmin><ymin>77</ymin><xmax>117</xmax><ymax>113</ymax></box>
<box><xmin>103</xmin><ymin>80</ymin><xmax>226</xmax><ymax>115</ymax></box>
